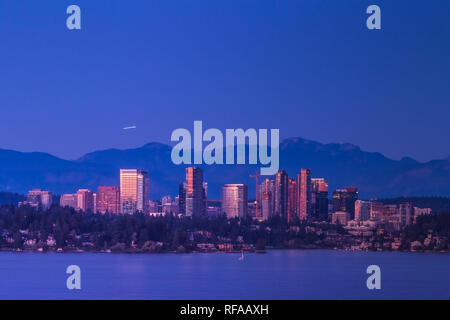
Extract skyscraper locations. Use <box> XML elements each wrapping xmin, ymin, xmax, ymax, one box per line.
<box><xmin>311</xmin><ymin>178</ymin><xmax>328</xmax><ymax>220</ymax></box>
<box><xmin>40</xmin><ymin>191</ymin><xmax>53</xmax><ymax>210</ymax></box>
<box><xmin>23</xmin><ymin>189</ymin><xmax>53</xmax><ymax>210</ymax></box>
<box><xmin>96</xmin><ymin>186</ymin><xmax>120</xmax><ymax>214</ymax></box>
<box><xmin>261</xmin><ymin>191</ymin><xmax>272</xmax><ymax>221</ymax></box>
<box><xmin>185</xmin><ymin>167</ymin><xmax>206</xmax><ymax>216</ymax></box>
<box><xmin>120</xmin><ymin>169</ymin><xmax>150</xmax><ymax>214</ymax></box>
<box><xmin>274</xmin><ymin>170</ymin><xmax>289</xmax><ymax>219</ymax></box>
<box><xmin>221</xmin><ymin>184</ymin><xmax>248</xmax><ymax>219</ymax></box>
<box><xmin>25</xmin><ymin>189</ymin><xmax>43</xmax><ymax>207</ymax></box>
<box><xmin>370</xmin><ymin>199</ymin><xmax>384</xmax><ymax>221</ymax></box>
<box><xmin>178</xmin><ymin>182</ymin><xmax>186</xmax><ymax>216</ymax></box>
<box><xmin>76</xmin><ymin>189</ymin><xmax>95</xmax><ymax>212</ymax></box>
<box><xmin>332</xmin><ymin>187</ymin><xmax>358</xmax><ymax>219</ymax></box>
<box><xmin>355</xmin><ymin>200</ymin><xmax>371</xmax><ymax>221</ymax></box>
<box><xmin>259</xmin><ymin>178</ymin><xmax>275</xmax><ymax>220</ymax></box>
<box><xmin>399</xmin><ymin>202</ymin><xmax>413</xmax><ymax>226</ymax></box>
<box><xmin>297</xmin><ymin>169</ymin><xmax>312</xmax><ymax>220</ymax></box>
<box><xmin>60</xmin><ymin>194</ymin><xmax>77</xmax><ymax>209</ymax></box>
<box><xmin>287</xmin><ymin>178</ymin><xmax>297</xmax><ymax>222</ymax></box>
<box><xmin>259</xmin><ymin>179</ymin><xmax>274</xmax><ymax>211</ymax></box>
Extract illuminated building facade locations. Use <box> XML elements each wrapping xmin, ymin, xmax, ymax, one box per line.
<box><xmin>120</xmin><ymin>169</ymin><xmax>149</xmax><ymax>214</ymax></box>
<box><xmin>96</xmin><ymin>186</ymin><xmax>120</xmax><ymax>214</ymax></box>
<box><xmin>221</xmin><ymin>184</ymin><xmax>248</xmax><ymax>219</ymax></box>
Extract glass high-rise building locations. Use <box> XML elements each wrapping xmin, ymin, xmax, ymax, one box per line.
<box><xmin>274</xmin><ymin>170</ymin><xmax>289</xmax><ymax>219</ymax></box>
<box><xmin>97</xmin><ymin>186</ymin><xmax>120</xmax><ymax>214</ymax></box>
<box><xmin>332</xmin><ymin>187</ymin><xmax>358</xmax><ymax>219</ymax></box>
<box><xmin>120</xmin><ymin>169</ymin><xmax>149</xmax><ymax>214</ymax></box>
<box><xmin>261</xmin><ymin>191</ymin><xmax>272</xmax><ymax>221</ymax></box>
<box><xmin>185</xmin><ymin>167</ymin><xmax>205</xmax><ymax>216</ymax></box>
<box><xmin>297</xmin><ymin>169</ymin><xmax>312</xmax><ymax>220</ymax></box>
<box><xmin>399</xmin><ymin>202</ymin><xmax>413</xmax><ymax>226</ymax></box>
<box><xmin>259</xmin><ymin>178</ymin><xmax>275</xmax><ymax>220</ymax></box>
<box><xmin>178</xmin><ymin>182</ymin><xmax>187</xmax><ymax>216</ymax></box>
<box><xmin>355</xmin><ymin>200</ymin><xmax>371</xmax><ymax>221</ymax></box>
<box><xmin>23</xmin><ymin>189</ymin><xmax>53</xmax><ymax>210</ymax></box>
<box><xmin>60</xmin><ymin>194</ymin><xmax>77</xmax><ymax>209</ymax></box>
<box><xmin>312</xmin><ymin>178</ymin><xmax>329</xmax><ymax>220</ymax></box>
<box><xmin>221</xmin><ymin>184</ymin><xmax>248</xmax><ymax>219</ymax></box>
<box><xmin>76</xmin><ymin>189</ymin><xmax>95</xmax><ymax>212</ymax></box>
<box><xmin>287</xmin><ymin>178</ymin><xmax>297</xmax><ymax>222</ymax></box>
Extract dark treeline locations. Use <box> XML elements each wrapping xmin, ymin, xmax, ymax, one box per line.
<box><xmin>402</xmin><ymin>211</ymin><xmax>450</xmax><ymax>245</ymax></box>
<box><xmin>1</xmin><ymin>203</ymin><xmax>449</xmax><ymax>253</ymax></box>
<box><xmin>0</xmin><ymin>205</ymin><xmax>335</xmax><ymax>252</ymax></box>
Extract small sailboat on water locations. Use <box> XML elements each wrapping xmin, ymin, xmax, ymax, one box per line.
<box><xmin>238</xmin><ymin>250</ymin><xmax>244</xmax><ymax>261</ymax></box>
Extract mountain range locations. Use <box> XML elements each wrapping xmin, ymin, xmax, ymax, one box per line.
<box><xmin>0</xmin><ymin>137</ymin><xmax>449</xmax><ymax>200</ymax></box>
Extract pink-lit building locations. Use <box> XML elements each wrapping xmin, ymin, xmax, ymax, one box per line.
<box><xmin>76</xmin><ymin>189</ymin><xmax>95</xmax><ymax>212</ymax></box>
<box><xmin>287</xmin><ymin>178</ymin><xmax>297</xmax><ymax>222</ymax></box>
<box><xmin>60</xmin><ymin>194</ymin><xmax>77</xmax><ymax>209</ymax></box>
<box><xmin>96</xmin><ymin>186</ymin><xmax>120</xmax><ymax>214</ymax></box>
<box><xmin>297</xmin><ymin>169</ymin><xmax>312</xmax><ymax>220</ymax></box>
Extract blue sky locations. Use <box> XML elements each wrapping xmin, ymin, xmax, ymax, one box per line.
<box><xmin>0</xmin><ymin>0</ymin><xmax>449</xmax><ymax>161</ymax></box>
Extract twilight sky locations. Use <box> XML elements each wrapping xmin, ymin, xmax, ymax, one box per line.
<box><xmin>0</xmin><ymin>0</ymin><xmax>449</xmax><ymax>162</ymax></box>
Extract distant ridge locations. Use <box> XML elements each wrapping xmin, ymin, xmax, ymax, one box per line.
<box><xmin>0</xmin><ymin>138</ymin><xmax>449</xmax><ymax>199</ymax></box>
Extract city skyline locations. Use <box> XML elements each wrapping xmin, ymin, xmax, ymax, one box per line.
<box><xmin>18</xmin><ymin>165</ymin><xmax>430</xmax><ymax>227</ymax></box>
<box><xmin>2</xmin><ymin>134</ymin><xmax>450</xmax><ymax>201</ymax></box>
<box><xmin>0</xmin><ymin>0</ymin><xmax>449</xmax><ymax>303</ymax></box>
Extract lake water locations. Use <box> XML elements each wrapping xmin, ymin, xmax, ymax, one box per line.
<box><xmin>0</xmin><ymin>250</ymin><xmax>448</xmax><ymax>299</ymax></box>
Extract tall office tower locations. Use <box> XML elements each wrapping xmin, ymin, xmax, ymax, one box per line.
<box><xmin>382</xmin><ymin>205</ymin><xmax>398</xmax><ymax>222</ymax></box>
<box><xmin>274</xmin><ymin>170</ymin><xmax>289</xmax><ymax>219</ymax></box>
<box><xmin>261</xmin><ymin>191</ymin><xmax>272</xmax><ymax>221</ymax></box>
<box><xmin>355</xmin><ymin>200</ymin><xmax>371</xmax><ymax>221</ymax></box>
<box><xmin>297</xmin><ymin>169</ymin><xmax>312</xmax><ymax>220</ymax></box>
<box><xmin>399</xmin><ymin>202</ymin><xmax>413</xmax><ymax>226</ymax></box>
<box><xmin>25</xmin><ymin>189</ymin><xmax>42</xmax><ymax>206</ymax></box>
<box><xmin>178</xmin><ymin>182</ymin><xmax>186</xmax><ymax>216</ymax></box>
<box><xmin>76</xmin><ymin>189</ymin><xmax>95</xmax><ymax>212</ymax></box>
<box><xmin>185</xmin><ymin>167</ymin><xmax>206</xmax><ymax>216</ymax></box>
<box><xmin>203</xmin><ymin>182</ymin><xmax>208</xmax><ymax>198</ymax></box>
<box><xmin>259</xmin><ymin>179</ymin><xmax>275</xmax><ymax>219</ymax></box>
<box><xmin>332</xmin><ymin>187</ymin><xmax>358</xmax><ymax>219</ymax></box>
<box><xmin>259</xmin><ymin>179</ymin><xmax>275</xmax><ymax>215</ymax></box>
<box><xmin>40</xmin><ymin>191</ymin><xmax>53</xmax><ymax>210</ymax></box>
<box><xmin>287</xmin><ymin>178</ymin><xmax>298</xmax><ymax>222</ymax></box>
<box><xmin>60</xmin><ymin>194</ymin><xmax>78</xmax><ymax>209</ymax></box>
<box><xmin>370</xmin><ymin>199</ymin><xmax>384</xmax><ymax>221</ymax></box>
<box><xmin>311</xmin><ymin>178</ymin><xmax>328</xmax><ymax>192</ymax></box>
<box><xmin>221</xmin><ymin>184</ymin><xmax>248</xmax><ymax>219</ymax></box>
<box><xmin>311</xmin><ymin>178</ymin><xmax>329</xmax><ymax>220</ymax></box>
<box><xmin>120</xmin><ymin>169</ymin><xmax>150</xmax><ymax>214</ymax></box>
<box><xmin>96</xmin><ymin>186</ymin><xmax>120</xmax><ymax>214</ymax></box>
<box><xmin>202</xmin><ymin>181</ymin><xmax>208</xmax><ymax>214</ymax></box>
<box><xmin>24</xmin><ymin>189</ymin><xmax>53</xmax><ymax>210</ymax></box>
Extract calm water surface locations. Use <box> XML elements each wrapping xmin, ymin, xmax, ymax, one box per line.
<box><xmin>0</xmin><ymin>250</ymin><xmax>448</xmax><ymax>299</ymax></box>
